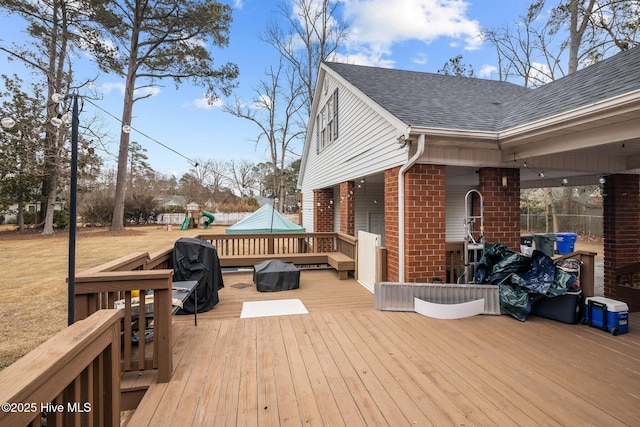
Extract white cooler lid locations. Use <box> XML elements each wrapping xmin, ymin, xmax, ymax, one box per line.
<box><xmin>585</xmin><ymin>296</ymin><xmax>629</xmax><ymax>312</ymax></box>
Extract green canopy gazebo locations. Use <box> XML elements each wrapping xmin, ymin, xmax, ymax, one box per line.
<box><xmin>225</xmin><ymin>204</ymin><xmax>305</xmax><ymax>234</ymax></box>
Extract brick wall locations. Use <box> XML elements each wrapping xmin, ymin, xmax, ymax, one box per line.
<box><xmin>339</xmin><ymin>181</ymin><xmax>355</xmax><ymax>236</ymax></box>
<box><xmin>384</xmin><ymin>168</ymin><xmax>400</xmax><ymax>281</ymax></box>
<box><xmin>404</xmin><ymin>164</ymin><xmax>447</xmax><ymax>282</ymax></box>
<box><xmin>313</xmin><ymin>188</ymin><xmax>334</xmax><ymax>232</ymax></box>
<box><xmin>478</xmin><ymin>168</ymin><xmax>521</xmax><ymax>251</ymax></box>
<box><xmin>384</xmin><ymin>164</ymin><xmax>447</xmax><ymax>282</ymax></box>
<box><xmin>603</xmin><ymin>174</ymin><xmax>640</xmax><ymax>298</ymax></box>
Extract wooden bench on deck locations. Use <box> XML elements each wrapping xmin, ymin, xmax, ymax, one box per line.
<box><xmin>218</xmin><ymin>252</ymin><xmax>355</xmax><ymax>279</ymax></box>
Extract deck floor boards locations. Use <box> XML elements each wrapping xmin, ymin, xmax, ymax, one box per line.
<box><xmin>127</xmin><ymin>270</ymin><xmax>640</xmax><ymax>426</ymax></box>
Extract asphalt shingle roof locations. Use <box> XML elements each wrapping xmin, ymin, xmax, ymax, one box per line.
<box><xmin>324</xmin><ymin>46</ymin><xmax>640</xmax><ymax>132</ymax></box>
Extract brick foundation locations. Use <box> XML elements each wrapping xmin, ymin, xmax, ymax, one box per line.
<box><xmin>478</xmin><ymin>168</ymin><xmax>521</xmax><ymax>251</ymax></box>
<box><xmin>339</xmin><ymin>181</ymin><xmax>355</xmax><ymax>236</ymax></box>
<box><xmin>603</xmin><ymin>174</ymin><xmax>640</xmax><ymax>298</ymax></box>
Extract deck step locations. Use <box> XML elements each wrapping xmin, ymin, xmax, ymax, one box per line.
<box><xmin>120</xmin><ymin>370</ymin><xmax>157</xmax><ymax>411</ymax></box>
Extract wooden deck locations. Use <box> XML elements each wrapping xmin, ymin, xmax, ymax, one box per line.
<box><xmin>127</xmin><ymin>269</ymin><xmax>640</xmax><ymax>426</ymax></box>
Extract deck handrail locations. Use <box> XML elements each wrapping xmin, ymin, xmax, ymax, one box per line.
<box><xmin>614</xmin><ymin>261</ymin><xmax>640</xmax><ymax>312</ymax></box>
<box><xmin>74</xmin><ymin>269</ymin><xmax>174</xmax><ymax>383</ymax></box>
<box><xmin>615</xmin><ymin>261</ymin><xmax>640</xmax><ymax>280</ymax></box>
<box><xmin>195</xmin><ymin>232</ymin><xmax>344</xmax><ymax>256</ymax></box>
<box><xmin>0</xmin><ymin>310</ymin><xmax>121</xmax><ymax>427</ymax></box>
<box><xmin>79</xmin><ymin>251</ymin><xmax>150</xmax><ymax>275</ymax></box>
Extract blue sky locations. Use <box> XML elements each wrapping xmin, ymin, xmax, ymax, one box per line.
<box><xmin>1</xmin><ymin>0</ymin><xmax>530</xmax><ymax>177</ymax></box>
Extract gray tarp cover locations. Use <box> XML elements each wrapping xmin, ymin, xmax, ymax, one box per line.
<box><xmin>475</xmin><ymin>243</ymin><xmax>577</xmax><ymax>321</ymax></box>
<box><xmin>253</xmin><ymin>260</ymin><xmax>300</xmax><ymax>292</ymax></box>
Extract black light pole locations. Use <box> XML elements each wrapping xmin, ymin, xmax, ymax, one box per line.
<box><xmin>67</xmin><ymin>94</ymin><xmax>79</xmax><ymax>325</ymax></box>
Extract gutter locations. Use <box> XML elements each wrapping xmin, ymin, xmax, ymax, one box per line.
<box><xmin>398</xmin><ymin>133</ymin><xmax>426</xmax><ymax>283</ymax></box>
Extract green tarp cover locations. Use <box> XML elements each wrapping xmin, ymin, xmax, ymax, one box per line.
<box><xmin>225</xmin><ymin>204</ymin><xmax>305</xmax><ymax>234</ymax></box>
<box><xmin>475</xmin><ymin>243</ymin><xmax>577</xmax><ymax>321</ymax></box>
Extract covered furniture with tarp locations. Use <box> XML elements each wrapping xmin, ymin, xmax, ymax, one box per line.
<box><xmin>475</xmin><ymin>243</ymin><xmax>580</xmax><ymax>322</ymax></box>
<box><xmin>253</xmin><ymin>260</ymin><xmax>301</xmax><ymax>292</ymax></box>
<box><xmin>173</xmin><ymin>237</ymin><xmax>224</xmax><ymax>314</ymax></box>
<box><xmin>226</xmin><ymin>204</ymin><xmax>305</xmax><ymax>234</ymax></box>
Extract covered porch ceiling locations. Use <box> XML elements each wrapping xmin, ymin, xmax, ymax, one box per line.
<box><xmin>411</xmin><ymin>92</ymin><xmax>640</xmax><ymax>189</ymax></box>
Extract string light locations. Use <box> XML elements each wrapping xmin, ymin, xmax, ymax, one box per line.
<box><xmin>83</xmin><ymin>98</ymin><xmax>196</xmax><ymax>165</ymax></box>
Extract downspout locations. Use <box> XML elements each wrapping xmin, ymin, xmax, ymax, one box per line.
<box><xmin>398</xmin><ymin>134</ymin><xmax>426</xmax><ymax>283</ymax></box>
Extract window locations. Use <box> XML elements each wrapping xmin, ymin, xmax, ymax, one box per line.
<box><xmin>316</xmin><ymin>88</ymin><xmax>339</xmax><ymax>152</ymax></box>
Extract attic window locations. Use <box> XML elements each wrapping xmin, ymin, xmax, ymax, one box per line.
<box><xmin>317</xmin><ymin>88</ymin><xmax>339</xmax><ymax>153</ymax></box>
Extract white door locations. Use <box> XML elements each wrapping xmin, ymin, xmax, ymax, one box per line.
<box><xmin>358</xmin><ymin>230</ymin><xmax>380</xmax><ymax>293</ymax></box>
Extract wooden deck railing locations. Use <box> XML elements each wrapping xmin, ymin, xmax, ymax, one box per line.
<box><xmin>195</xmin><ymin>232</ymin><xmax>356</xmax><ymax>256</ymax></box>
<box><xmin>74</xmin><ymin>254</ymin><xmax>174</xmax><ymax>383</ymax></box>
<box><xmin>615</xmin><ymin>262</ymin><xmax>640</xmax><ymax>312</ymax></box>
<box><xmin>446</xmin><ymin>242</ymin><xmax>465</xmax><ymax>283</ymax></box>
<box><xmin>0</xmin><ymin>310</ymin><xmax>121</xmax><ymax>427</ymax></box>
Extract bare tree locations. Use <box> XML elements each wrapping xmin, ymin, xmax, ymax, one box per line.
<box><xmin>485</xmin><ymin>0</ymin><xmax>639</xmax><ymax>86</ymax></box>
<box><xmin>549</xmin><ymin>0</ymin><xmax>639</xmax><ymax>72</ymax></box>
<box><xmin>202</xmin><ymin>158</ymin><xmax>228</xmax><ymax>193</ymax></box>
<box><xmin>484</xmin><ymin>1</ymin><xmax>565</xmax><ymax>87</ymax></box>
<box><xmin>261</xmin><ymin>0</ymin><xmax>348</xmax><ymax>115</ymax></box>
<box><xmin>227</xmin><ymin>159</ymin><xmax>257</xmax><ymax>197</ymax></box>
<box><xmin>224</xmin><ymin>60</ymin><xmax>305</xmax><ymax>212</ymax></box>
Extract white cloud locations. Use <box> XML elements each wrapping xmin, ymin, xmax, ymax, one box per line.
<box><xmin>100</xmin><ymin>82</ymin><xmax>160</xmax><ymax>99</ymax></box>
<box><xmin>528</xmin><ymin>62</ymin><xmax>553</xmax><ymax>86</ymax></box>
<box><xmin>478</xmin><ymin>64</ymin><xmax>497</xmax><ymax>78</ymax></box>
<box><xmin>101</xmin><ymin>82</ymin><xmax>125</xmax><ymax>95</ymax></box>
<box><xmin>135</xmin><ymin>87</ymin><xmax>160</xmax><ymax>98</ymax></box>
<box><xmin>412</xmin><ymin>52</ymin><xmax>428</xmax><ymax>65</ymax></box>
<box><xmin>233</xmin><ymin>0</ymin><xmax>243</xmax><ymax>9</ymax></box>
<box><xmin>341</xmin><ymin>0</ymin><xmax>483</xmax><ymax>66</ymax></box>
<box><xmin>192</xmin><ymin>97</ymin><xmax>223</xmax><ymax>109</ymax></box>
<box><xmin>332</xmin><ymin>50</ymin><xmax>396</xmax><ymax>68</ymax></box>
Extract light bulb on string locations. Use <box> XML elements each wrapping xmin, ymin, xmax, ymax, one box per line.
<box><xmin>1</xmin><ymin>117</ymin><xmax>16</xmax><ymax>129</ymax></box>
<box><xmin>51</xmin><ymin>116</ymin><xmax>63</xmax><ymax>128</ymax></box>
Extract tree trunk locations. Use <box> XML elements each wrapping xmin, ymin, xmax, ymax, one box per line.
<box><xmin>17</xmin><ymin>191</ymin><xmax>24</xmax><ymax>232</ymax></box>
<box><xmin>110</xmin><ymin>24</ymin><xmax>140</xmax><ymax>231</ymax></box>
<box><xmin>42</xmin><ymin>166</ymin><xmax>60</xmax><ymax>235</ymax></box>
<box><xmin>110</xmin><ymin>97</ymin><xmax>134</xmax><ymax>231</ymax></box>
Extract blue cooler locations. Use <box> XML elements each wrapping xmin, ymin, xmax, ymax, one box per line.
<box><xmin>584</xmin><ymin>296</ymin><xmax>629</xmax><ymax>335</ymax></box>
<box><xmin>556</xmin><ymin>232</ymin><xmax>577</xmax><ymax>255</ymax></box>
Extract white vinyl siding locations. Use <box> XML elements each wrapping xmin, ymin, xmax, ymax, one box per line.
<box><xmin>302</xmin><ymin>75</ymin><xmax>405</xmax><ymax>195</ymax></box>
<box><xmin>354</xmin><ymin>184</ymin><xmax>384</xmax><ymax>235</ymax></box>
<box><xmin>446</xmin><ymin>185</ymin><xmax>475</xmax><ymax>242</ymax></box>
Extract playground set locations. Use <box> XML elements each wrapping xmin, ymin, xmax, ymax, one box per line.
<box><xmin>181</xmin><ymin>203</ymin><xmax>215</xmax><ymax>230</ymax></box>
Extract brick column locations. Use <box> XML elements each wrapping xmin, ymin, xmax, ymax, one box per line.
<box><xmin>313</xmin><ymin>188</ymin><xmax>334</xmax><ymax>232</ymax></box>
<box><xmin>384</xmin><ymin>168</ymin><xmax>400</xmax><ymax>281</ymax></box>
<box><xmin>603</xmin><ymin>174</ymin><xmax>640</xmax><ymax>298</ymax></box>
<box><xmin>478</xmin><ymin>168</ymin><xmax>521</xmax><ymax>251</ymax></box>
<box><xmin>313</xmin><ymin>188</ymin><xmax>334</xmax><ymax>252</ymax></box>
<box><xmin>404</xmin><ymin>164</ymin><xmax>447</xmax><ymax>282</ymax></box>
<box><xmin>339</xmin><ymin>181</ymin><xmax>355</xmax><ymax>236</ymax></box>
